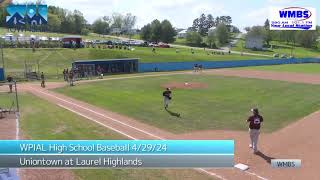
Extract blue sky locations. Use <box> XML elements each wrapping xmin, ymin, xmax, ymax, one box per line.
<box><xmin>14</xmin><ymin>0</ymin><xmax>319</xmax><ymax>30</ymax></box>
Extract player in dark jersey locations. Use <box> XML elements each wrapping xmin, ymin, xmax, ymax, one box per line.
<box><xmin>7</xmin><ymin>75</ymin><xmax>13</xmax><ymax>93</ymax></box>
<box><xmin>40</xmin><ymin>72</ymin><xmax>45</xmax><ymax>88</ymax></box>
<box><xmin>247</xmin><ymin>108</ymin><xmax>263</xmax><ymax>154</ymax></box>
<box><xmin>162</xmin><ymin>88</ymin><xmax>172</xmax><ymax>109</ymax></box>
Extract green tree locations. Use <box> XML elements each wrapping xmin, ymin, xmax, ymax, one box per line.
<box><xmin>80</xmin><ymin>28</ymin><xmax>90</xmax><ymax>35</ymax></box>
<box><xmin>247</xmin><ymin>26</ymin><xmax>266</xmax><ymax>38</ymax></box>
<box><xmin>295</xmin><ymin>30</ymin><xmax>319</xmax><ymax>48</ymax></box>
<box><xmin>48</xmin><ymin>13</ymin><xmax>61</xmax><ymax>32</ymax></box>
<box><xmin>160</xmin><ymin>20</ymin><xmax>176</xmax><ymax>43</ymax></box>
<box><xmin>140</xmin><ymin>24</ymin><xmax>152</xmax><ymax>41</ymax></box>
<box><xmin>150</xmin><ymin>19</ymin><xmax>161</xmax><ymax>42</ymax></box>
<box><xmin>92</xmin><ymin>18</ymin><xmax>110</xmax><ymax>35</ymax></box>
<box><xmin>206</xmin><ymin>30</ymin><xmax>216</xmax><ymax>48</ymax></box>
<box><xmin>215</xmin><ymin>23</ymin><xmax>230</xmax><ymax>45</ymax></box>
<box><xmin>60</xmin><ymin>13</ymin><xmax>75</xmax><ymax>33</ymax></box>
<box><xmin>73</xmin><ymin>10</ymin><xmax>86</xmax><ymax>34</ymax></box>
<box><xmin>192</xmin><ymin>13</ymin><xmax>209</xmax><ymax>36</ymax></box>
<box><xmin>186</xmin><ymin>31</ymin><xmax>202</xmax><ymax>46</ymax></box>
<box><xmin>122</xmin><ymin>13</ymin><xmax>136</xmax><ymax>34</ymax></box>
<box><xmin>264</xmin><ymin>19</ymin><xmax>272</xmax><ymax>46</ymax></box>
<box><xmin>110</xmin><ymin>13</ymin><xmax>123</xmax><ymax>30</ymax></box>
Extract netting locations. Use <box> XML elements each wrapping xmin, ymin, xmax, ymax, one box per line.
<box><xmin>0</xmin><ymin>82</ymin><xmax>19</xmax><ymax>116</ymax></box>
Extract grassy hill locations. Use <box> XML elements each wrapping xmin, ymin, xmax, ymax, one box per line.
<box><xmin>3</xmin><ymin>47</ymin><xmax>268</xmax><ymax>79</ymax></box>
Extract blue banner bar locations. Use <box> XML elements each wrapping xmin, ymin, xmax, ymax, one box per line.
<box><xmin>0</xmin><ymin>140</ymin><xmax>234</xmax><ymax>154</ymax></box>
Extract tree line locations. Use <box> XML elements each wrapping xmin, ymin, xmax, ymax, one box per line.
<box><xmin>185</xmin><ymin>14</ymin><xmax>239</xmax><ymax>48</ymax></box>
<box><xmin>91</xmin><ymin>13</ymin><xmax>137</xmax><ymax>36</ymax></box>
<box><xmin>245</xmin><ymin>19</ymin><xmax>320</xmax><ymax>48</ymax></box>
<box><xmin>140</xmin><ymin>19</ymin><xmax>176</xmax><ymax>43</ymax></box>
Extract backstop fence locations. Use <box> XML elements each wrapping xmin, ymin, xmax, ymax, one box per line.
<box><xmin>0</xmin><ymin>82</ymin><xmax>19</xmax><ymax>119</ymax></box>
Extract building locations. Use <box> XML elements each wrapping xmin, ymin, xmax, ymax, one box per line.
<box><xmin>110</xmin><ymin>28</ymin><xmax>122</xmax><ymax>35</ymax></box>
<box><xmin>62</xmin><ymin>35</ymin><xmax>83</xmax><ymax>48</ymax></box>
<box><xmin>245</xmin><ymin>35</ymin><xmax>264</xmax><ymax>50</ymax></box>
<box><xmin>176</xmin><ymin>29</ymin><xmax>188</xmax><ymax>38</ymax></box>
<box><xmin>208</xmin><ymin>27</ymin><xmax>216</xmax><ymax>34</ymax></box>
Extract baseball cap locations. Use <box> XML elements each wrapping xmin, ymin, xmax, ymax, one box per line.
<box><xmin>251</xmin><ymin>108</ymin><xmax>259</xmax><ymax>113</ymax></box>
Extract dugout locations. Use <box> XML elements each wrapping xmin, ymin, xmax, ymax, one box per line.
<box><xmin>72</xmin><ymin>58</ymin><xmax>139</xmax><ymax>76</ymax></box>
<box><xmin>0</xmin><ymin>68</ymin><xmax>4</xmax><ymax>81</ymax></box>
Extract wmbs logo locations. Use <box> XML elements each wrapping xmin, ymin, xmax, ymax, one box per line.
<box><xmin>279</xmin><ymin>7</ymin><xmax>312</xmax><ymax>20</ymax></box>
<box><xmin>270</xmin><ymin>7</ymin><xmax>316</xmax><ymax>30</ymax></box>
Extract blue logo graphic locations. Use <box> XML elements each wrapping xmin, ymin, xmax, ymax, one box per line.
<box><xmin>6</xmin><ymin>4</ymin><xmax>48</xmax><ymax>27</ymax></box>
<box><xmin>279</xmin><ymin>7</ymin><xmax>312</xmax><ymax>21</ymax></box>
<box><xmin>270</xmin><ymin>7</ymin><xmax>315</xmax><ymax>30</ymax></box>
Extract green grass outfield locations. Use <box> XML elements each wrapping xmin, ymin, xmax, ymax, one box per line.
<box><xmin>4</xmin><ymin>47</ymin><xmax>267</xmax><ymax>78</ymax></box>
<box><xmin>55</xmin><ymin>74</ymin><xmax>320</xmax><ymax>133</ymax></box>
<box><xmin>240</xmin><ymin>63</ymin><xmax>320</xmax><ymax>74</ymax></box>
<box><xmin>18</xmin><ymin>93</ymin><xmax>213</xmax><ymax>180</ymax></box>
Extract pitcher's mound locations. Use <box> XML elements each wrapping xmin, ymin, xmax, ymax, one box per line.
<box><xmin>162</xmin><ymin>82</ymin><xmax>208</xmax><ymax>89</ymax></box>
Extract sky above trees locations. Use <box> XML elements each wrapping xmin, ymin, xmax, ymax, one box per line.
<box><xmin>12</xmin><ymin>0</ymin><xmax>320</xmax><ymax>31</ymax></box>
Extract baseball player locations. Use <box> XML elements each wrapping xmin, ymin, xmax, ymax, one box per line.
<box><xmin>40</xmin><ymin>72</ymin><xmax>45</xmax><ymax>88</ymax></box>
<box><xmin>247</xmin><ymin>108</ymin><xmax>263</xmax><ymax>154</ymax></box>
<box><xmin>162</xmin><ymin>88</ymin><xmax>172</xmax><ymax>109</ymax></box>
<box><xmin>7</xmin><ymin>75</ymin><xmax>13</xmax><ymax>93</ymax></box>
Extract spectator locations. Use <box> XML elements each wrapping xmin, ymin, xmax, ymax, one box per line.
<box><xmin>66</xmin><ymin>68</ymin><xmax>69</xmax><ymax>81</ymax></box>
<box><xmin>191</xmin><ymin>48</ymin><xmax>194</xmax><ymax>54</ymax></box>
<box><xmin>63</xmin><ymin>69</ymin><xmax>66</xmax><ymax>81</ymax></box>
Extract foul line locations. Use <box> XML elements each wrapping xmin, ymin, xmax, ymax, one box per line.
<box><xmin>56</xmin><ymin>103</ymin><xmax>227</xmax><ymax>180</ymax></box>
<box><xmin>28</xmin><ymin>86</ymin><xmax>269</xmax><ymax>180</ymax></box>
<box><xmin>245</xmin><ymin>171</ymin><xmax>268</xmax><ymax>180</ymax></box>
<box><xmin>57</xmin><ymin>104</ymin><xmax>137</xmax><ymax>140</ymax></box>
<box><xmin>29</xmin><ymin>87</ymin><xmax>163</xmax><ymax>140</ymax></box>
<box><xmin>77</xmin><ymin>72</ymin><xmax>189</xmax><ymax>84</ymax></box>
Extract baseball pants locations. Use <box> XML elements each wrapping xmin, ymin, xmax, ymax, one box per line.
<box><xmin>249</xmin><ymin>129</ymin><xmax>260</xmax><ymax>152</ymax></box>
<box><xmin>164</xmin><ymin>97</ymin><xmax>170</xmax><ymax>108</ymax></box>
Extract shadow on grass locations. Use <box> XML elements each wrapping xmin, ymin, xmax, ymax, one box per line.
<box><xmin>255</xmin><ymin>151</ymin><xmax>275</xmax><ymax>164</ymax></box>
<box><xmin>165</xmin><ymin>109</ymin><xmax>181</xmax><ymax>118</ymax></box>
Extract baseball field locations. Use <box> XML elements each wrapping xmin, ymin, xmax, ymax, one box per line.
<box><xmin>17</xmin><ymin>93</ymin><xmax>213</xmax><ymax>180</ymax></box>
<box><xmin>54</xmin><ymin>73</ymin><xmax>320</xmax><ymax>133</ymax></box>
<box><xmin>2</xmin><ymin>59</ymin><xmax>320</xmax><ymax>180</ymax></box>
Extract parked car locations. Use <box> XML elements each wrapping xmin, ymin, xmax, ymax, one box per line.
<box><xmin>149</xmin><ymin>42</ymin><xmax>159</xmax><ymax>47</ymax></box>
<box><xmin>280</xmin><ymin>54</ymin><xmax>287</xmax><ymax>59</ymax></box>
<box><xmin>158</xmin><ymin>42</ymin><xmax>170</xmax><ymax>48</ymax></box>
<box><xmin>3</xmin><ymin>33</ymin><xmax>16</xmax><ymax>42</ymax></box>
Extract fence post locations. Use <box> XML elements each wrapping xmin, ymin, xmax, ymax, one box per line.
<box><xmin>14</xmin><ymin>81</ymin><xmax>19</xmax><ymax>113</ymax></box>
